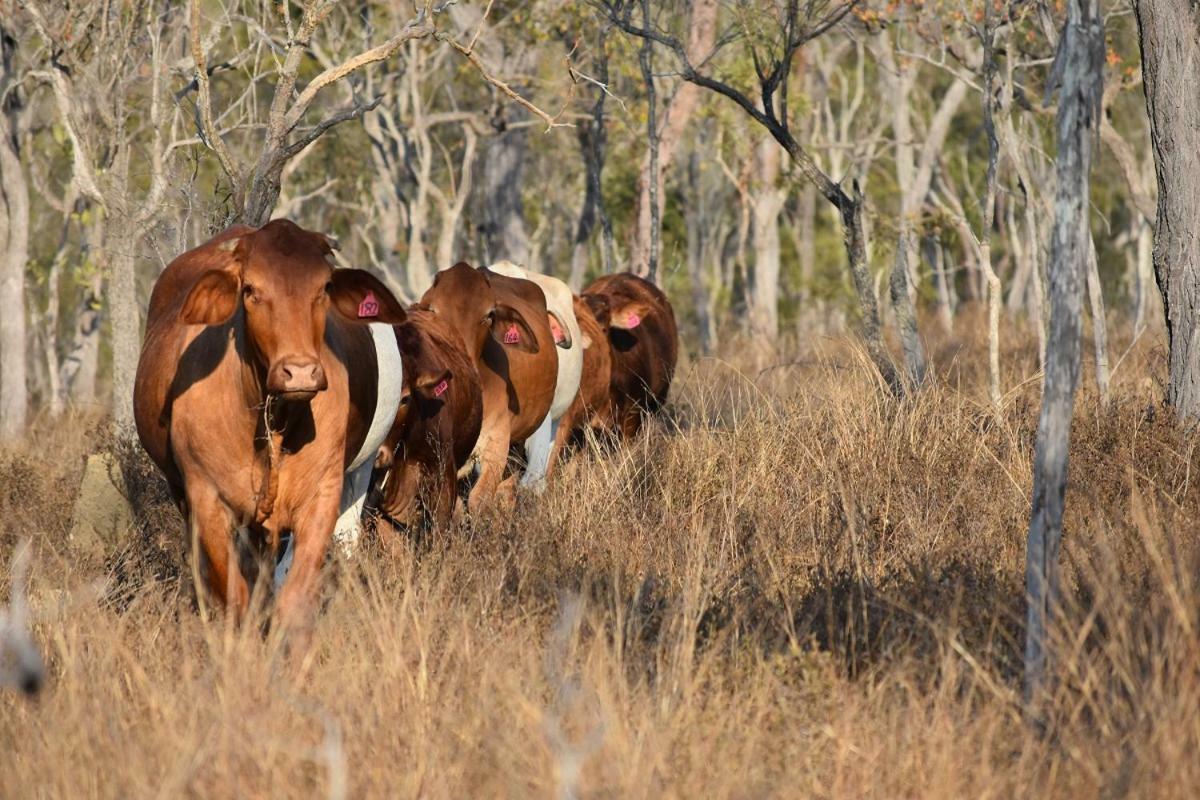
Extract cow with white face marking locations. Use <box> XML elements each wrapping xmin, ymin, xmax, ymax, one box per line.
<box><xmin>486</xmin><ymin>260</ymin><xmax>582</xmax><ymax>489</ymax></box>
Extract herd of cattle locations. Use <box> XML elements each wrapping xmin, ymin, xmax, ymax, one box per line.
<box><xmin>131</xmin><ymin>219</ymin><xmax>679</xmax><ymax>633</ymax></box>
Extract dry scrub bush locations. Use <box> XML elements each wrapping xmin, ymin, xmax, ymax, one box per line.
<box><xmin>1</xmin><ymin>320</ymin><xmax>1198</xmax><ymax>798</ymax></box>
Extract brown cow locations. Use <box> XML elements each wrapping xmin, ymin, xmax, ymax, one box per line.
<box><xmin>419</xmin><ymin>263</ymin><xmax>558</xmax><ymax>511</ymax></box>
<box><xmin>134</xmin><ymin>219</ymin><xmax>407</xmax><ymax>637</ymax></box>
<box><xmin>545</xmin><ymin>294</ymin><xmax>614</xmax><ymax>479</ymax></box>
<box><xmin>376</xmin><ymin>307</ymin><xmax>482</xmax><ymax>533</ymax></box>
<box><xmin>581</xmin><ymin>273</ymin><xmax>678</xmax><ymax>439</ymax></box>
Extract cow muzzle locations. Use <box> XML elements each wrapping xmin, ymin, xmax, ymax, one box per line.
<box><xmin>267</xmin><ymin>358</ymin><xmax>328</xmax><ymax>400</ymax></box>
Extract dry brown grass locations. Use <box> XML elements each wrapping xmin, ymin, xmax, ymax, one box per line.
<box><xmin>2</xmin><ymin>316</ymin><xmax>1199</xmax><ymax>798</ymax></box>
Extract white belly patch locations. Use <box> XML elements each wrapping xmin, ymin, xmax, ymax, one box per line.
<box><xmin>334</xmin><ymin>322</ymin><xmax>403</xmax><ymax>554</ymax></box>
<box><xmin>348</xmin><ymin>322</ymin><xmax>404</xmax><ymax>471</ymax></box>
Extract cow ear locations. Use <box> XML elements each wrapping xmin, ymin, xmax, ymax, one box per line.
<box><xmin>415</xmin><ymin>369</ymin><xmax>453</xmax><ymax>400</ymax></box>
<box><xmin>547</xmin><ymin>311</ymin><xmax>573</xmax><ymax>349</ymax></box>
<box><xmin>181</xmin><ymin>269</ymin><xmax>241</xmax><ymax>326</ymax></box>
<box><xmin>489</xmin><ymin>305</ymin><xmax>539</xmax><ymax>353</ymax></box>
<box><xmin>329</xmin><ymin>269</ymin><xmax>407</xmax><ymax>324</ymax></box>
<box><xmin>582</xmin><ymin>294</ymin><xmax>611</xmax><ymax>327</ymax></box>
<box><xmin>610</xmin><ymin>301</ymin><xmax>652</xmax><ymax>330</ymax></box>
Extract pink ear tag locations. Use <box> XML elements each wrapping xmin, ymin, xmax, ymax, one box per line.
<box><xmin>357</xmin><ymin>291</ymin><xmax>380</xmax><ymax>318</ymax></box>
<box><xmin>625</xmin><ymin>312</ymin><xmax>641</xmax><ymax>328</ymax></box>
<box><xmin>503</xmin><ymin>324</ymin><xmax>521</xmax><ymax>345</ymax></box>
<box><xmin>433</xmin><ymin>379</ymin><xmax>449</xmax><ymax>397</ymax></box>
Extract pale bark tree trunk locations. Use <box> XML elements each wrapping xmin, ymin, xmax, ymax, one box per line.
<box><xmin>749</xmin><ymin>138</ymin><xmax>785</xmax><ymax>342</ymax></box>
<box><xmin>63</xmin><ymin>283</ymin><xmax>103</xmax><ymax>407</ymax></box>
<box><xmin>1025</xmin><ymin>0</ymin><xmax>1102</xmax><ymax>712</ymax></box>
<box><xmin>1136</xmin><ymin>0</ymin><xmax>1200</xmax><ymax>421</ymax></box>
<box><xmin>630</xmin><ymin>0</ymin><xmax>718</xmax><ymax>278</ymax></box>
<box><xmin>1134</xmin><ymin>218</ymin><xmax>1154</xmax><ymax>335</ymax></box>
<box><xmin>637</xmin><ymin>0</ymin><xmax>661</xmax><ymax>283</ymax></box>
<box><xmin>430</xmin><ymin>125</ymin><xmax>478</xmax><ymax>271</ymax></box>
<box><xmin>569</xmin><ymin>30</ymin><xmax>615</xmax><ymax>290</ymax></box>
<box><xmin>61</xmin><ymin>213</ymin><xmax>104</xmax><ymax>407</ymax></box>
<box><xmin>684</xmin><ymin>144</ymin><xmax>719</xmax><ymax>353</ymax></box>
<box><xmin>41</xmin><ymin>216</ymin><xmax>74</xmax><ymax>417</ymax></box>
<box><xmin>478</xmin><ymin>126</ymin><xmax>531</xmax><ymax>266</ymax></box>
<box><xmin>107</xmin><ymin>213</ymin><xmax>142</xmax><ymax>432</ymax></box>
<box><xmin>796</xmin><ymin>183</ymin><xmax>816</xmax><ymax>304</ymax></box>
<box><xmin>979</xmin><ymin>6</ymin><xmax>1005</xmax><ymax>408</ymax></box>
<box><xmin>0</xmin><ymin>44</ymin><xmax>30</xmax><ymax>438</ymax></box>
<box><xmin>1085</xmin><ymin>235</ymin><xmax>1111</xmax><ymax>404</ymax></box>
<box><xmin>926</xmin><ymin>236</ymin><xmax>955</xmax><ymax>333</ymax></box>
<box><xmin>891</xmin><ymin>228</ymin><xmax>926</xmax><ymax>388</ymax></box>
<box><xmin>874</xmin><ymin>37</ymin><xmax>969</xmax><ymax>298</ymax></box>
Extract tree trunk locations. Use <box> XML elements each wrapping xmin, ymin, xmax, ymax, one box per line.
<box><xmin>1025</xmin><ymin>0</ymin><xmax>1102</xmax><ymax>713</ymax></box>
<box><xmin>1134</xmin><ymin>218</ymin><xmax>1154</xmax><ymax>335</ymax></box>
<box><xmin>0</xmin><ymin>105</ymin><xmax>29</xmax><ymax>439</ymax></box>
<box><xmin>637</xmin><ymin>0</ymin><xmax>661</xmax><ymax>283</ymax></box>
<box><xmin>891</xmin><ymin>229</ymin><xmax>927</xmax><ymax>388</ymax></box>
<box><xmin>1136</xmin><ymin>0</ymin><xmax>1200</xmax><ymax>420</ymax></box>
<box><xmin>979</xmin><ymin>4</ymin><xmax>1004</xmax><ymax>408</ymax></box>
<box><xmin>62</xmin><ymin>281</ymin><xmax>102</xmax><ymax>407</ymax></box>
<box><xmin>749</xmin><ymin>138</ymin><xmax>785</xmax><ymax>342</ymax></box>
<box><xmin>926</xmin><ymin>236</ymin><xmax>955</xmax><ymax>334</ymax></box>
<box><xmin>685</xmin><ymin>150</ymin><xmax>716</xmax><ymax>354</ymax></box>
<box><xmin>478</xmin><ymin>126</ymin><xmax>531</xmax><ymax>267</ymax></box>
<box><xmin>1086</xmin><ymin>235</ymin><xmax>1111</xmax><ymax>404</ymax></box>
<box><xmin>42</xmin><ymin>238</ymin><xmax>67</xmax><ymax>417</ymax></box>
<box><xmin>630</xmin><ymin>0</ymin><xmax>718</xmax><ymax>278</ymax></box>
<box><xmin>107</xmin><ymin>217</ymin><xmax>141</xmax><ymax>432</ymax></box>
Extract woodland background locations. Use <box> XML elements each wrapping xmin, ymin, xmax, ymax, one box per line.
<box><xmin>0</xmin><ymin>0</ymin><xmax>1160</xmax><ymax>432</ymax></box>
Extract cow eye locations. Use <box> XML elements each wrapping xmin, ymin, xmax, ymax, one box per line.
<box><xmin>324</xmin><ymin>281</ymin><xmax>333</xmax><ymax>294</ymax></box>
<box><xmin>243</xmin><ymin>285</ymin><xmax>260</xmax><ymax>304</ymax></box>
<box><xmin>399</xmin><ymin>394</ymin><xmax>411</xmax><ymax>406</ymax></box>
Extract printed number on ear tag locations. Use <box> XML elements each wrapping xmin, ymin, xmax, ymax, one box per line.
<box><xmin>504</xmin><ymin>324</ymin><xmax>520</xmax><ymax>345</ymax></box>
<box><xmin>358</xmin><ymin>290</ymin><xmax>380</xmax><ymax>319</ymax></box>
<box><xmin>625</xmin><ymin>312</ymin><xmax>641</xmax><ymax>328</ymax></box>
<box><xmin>433</xmin><ymin>379</ymin><xmax>449</xmax><ymax>397</ymax></box>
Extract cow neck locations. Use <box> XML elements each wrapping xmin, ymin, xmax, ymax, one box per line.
<box><xmin>233</xmin><ymin>311</ymin><xmax>284</xmax><ymax>525</ymax></box>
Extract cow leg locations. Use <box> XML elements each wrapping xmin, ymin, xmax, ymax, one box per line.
<box><xmin>520</xmin><ymin>413</ymin><xmax>555</xmax><ymax>492</ymax></box>
<box><xmin>275</xmin><ymin>502</ymin><xmax>338</xmax><ymax>654</ymax></box>
<box><xmin>332</xmin><ymin>459</ymin><xmax>374</xmax><ymax>557</ymax></box>
<box><xmin>545</xmin><ymin>409</ymin><xmax>578</xmax><ymax>481</ymax></box>
<box><xmin>188</xmin><ymin>486</ymin><xmax>249</xmax><ymax>621</ymax></box>
<box><xmin>468</xmin><ymin>428</ymin><xmax>510</xmax><ymax>514</ymax></box>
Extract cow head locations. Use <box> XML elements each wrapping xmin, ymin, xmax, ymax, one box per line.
<box><xmin>419</xmin><ymin>262</ymin><xmax>539</xmax><ymax>358</ymax></box>
<box><xmin>180</xmin><ymin>220</ymin><xmax>406</xmax><ymax>401</ymax></box>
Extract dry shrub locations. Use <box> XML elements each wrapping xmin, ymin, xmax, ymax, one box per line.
<box><xmin>1</xmin><ymin>319</ymin><xmax>1198</xmax><ymax>798</ymax></box>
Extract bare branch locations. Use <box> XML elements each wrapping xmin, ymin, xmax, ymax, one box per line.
<box><xmin>282</xmin><ymin>16</ymin><xmax>437</xmax><ymax>134</ymax></box>
<box><xmin>189</xmin><ymin>0</ymin><xmax>242</xmax><ymax>189</ymax></box>
<box><xmin>436</xmin><ymin>32</ymin><xmax>574</xmax><ymax>131</ymax></box>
